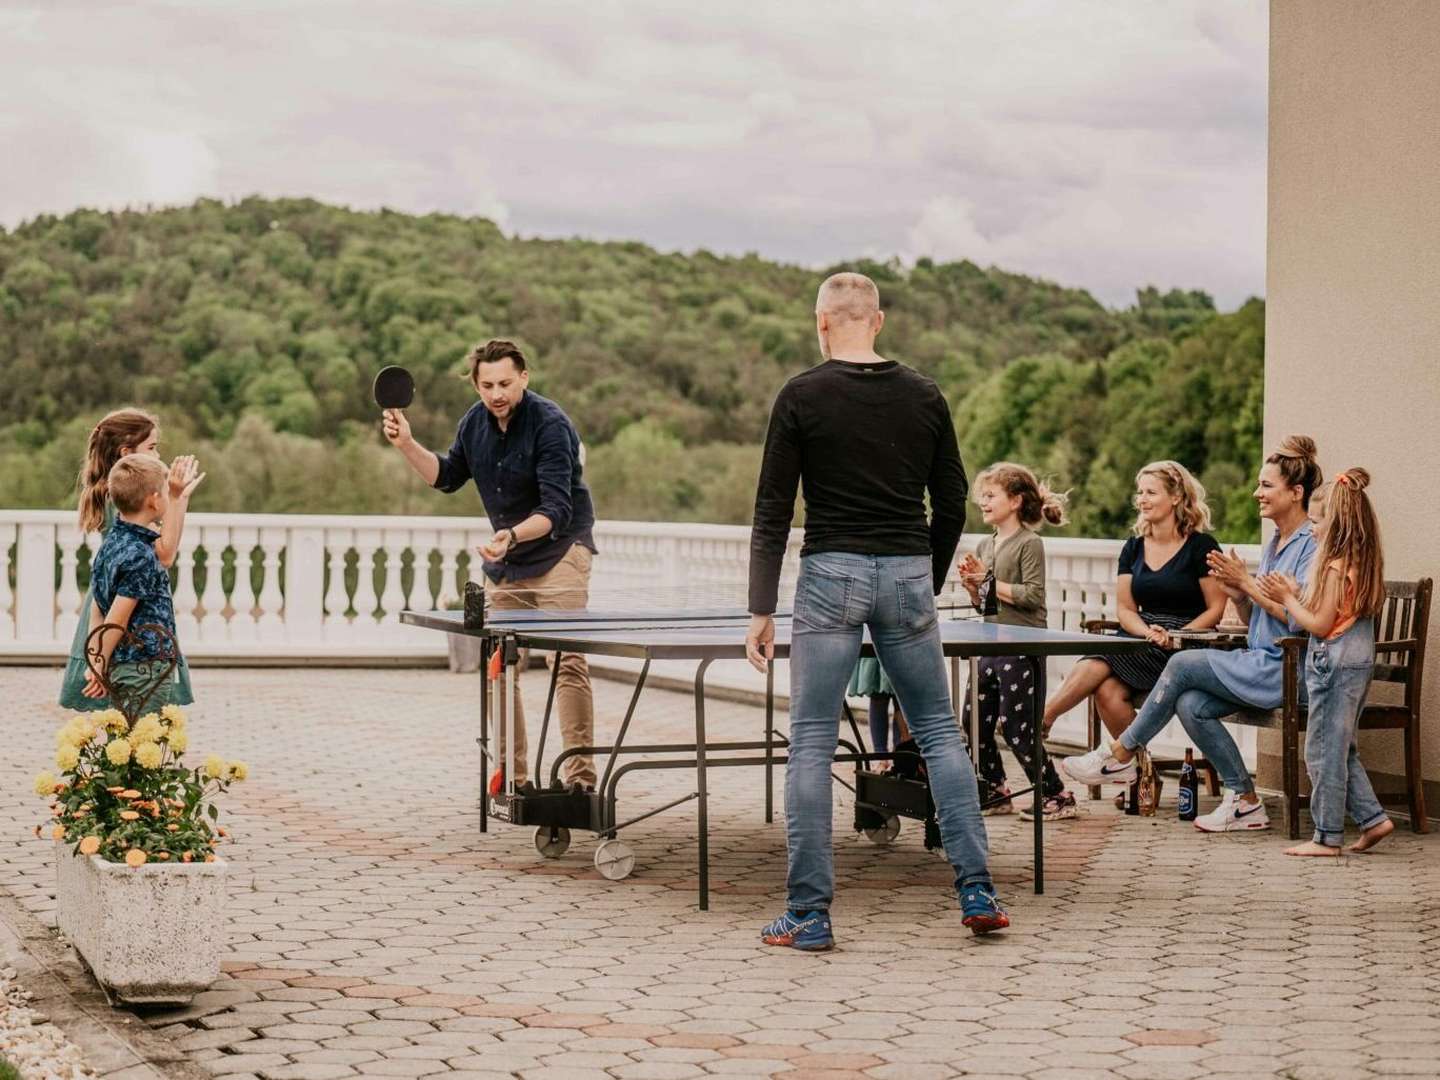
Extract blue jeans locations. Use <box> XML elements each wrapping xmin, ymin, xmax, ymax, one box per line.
<box><xmin>1117</xmin><ymin>649</ymin><xmax>1255</xmax><ymax>795</ymax></box>
<box><xmin>785</xmin><ymin>553</ymin><xmax>991</xmax><ymax>912</ymax></box>
<box><xmin>1305</xmin><ymin>619</ymin><xmax>1387</xmax><ymax>846</ymax></box>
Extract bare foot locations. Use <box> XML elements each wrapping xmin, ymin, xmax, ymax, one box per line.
<box><xmin>1284</xmin><ymin>840</ymin><xmax>1340</xmax><ymax>857</ymax></box>
<box><xmin>1345</xmin><ymin>818</ymin><xmax>1395</xmax><ymax>853</ymax></box>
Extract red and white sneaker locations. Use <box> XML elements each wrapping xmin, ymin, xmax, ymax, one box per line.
<box><xmin>1193</xmin><ymin>791</ymin><xmax>1270</xmax><ymax>832</ymax></box>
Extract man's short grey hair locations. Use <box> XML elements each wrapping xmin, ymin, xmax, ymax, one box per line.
<box><xmin>815</xmin><ymin>272</ymin><xmax>880</xmax><ymax>324</ymax></box>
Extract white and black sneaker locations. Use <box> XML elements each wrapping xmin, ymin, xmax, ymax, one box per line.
<box><xmin>1193</xmin><ymin>791</ymin><xmax>1270</xmax><ymax>832</ymax></box>
<box><xmin>1058</xmin><ymin>746</ymin><xmax>1138</xmax><ymax>787</ymax></box>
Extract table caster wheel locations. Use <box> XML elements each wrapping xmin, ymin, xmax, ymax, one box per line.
<box><xmin>594</xmin><ymin>838</ymin><xmax>635</xmax><ymax>880</ymax></box>
<box><xmin>864</xmin><ymin>815</ymin><xmax>901</xmax><ymax>845</ymax></box>
<box><xmin>534</xmin><ymin>826</ymin><xmax>571</xmax><ymax>859</ymax></box>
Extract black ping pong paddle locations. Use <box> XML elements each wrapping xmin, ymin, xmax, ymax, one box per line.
<box><xmin>373</xmin><ymin>366</ymin><xmax>415</xmax><ymax>410</ymax></box>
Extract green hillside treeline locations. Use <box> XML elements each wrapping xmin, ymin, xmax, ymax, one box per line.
<box><xmin>0</xmin><ymin>198</ymin><xmax>1263</xmax><ymax>541</ymax></box>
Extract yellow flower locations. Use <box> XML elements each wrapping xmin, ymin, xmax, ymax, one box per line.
<box><xmin>160</xmin><ymin>704</ymin><xmax>185</xmax><ymax>726</ymax></box>
<box><xmin>166</xmin><ymin>730</ymin><xmax>188</xmax><ymax>754</ymax></box>
<box><xmin>101</xmin><ymin>709</ymin><xmax>128</xmax><ymax>734</ymax></box>
<box><xmin>203</xmin><ymin>755</ymin><xmax>225</xmax><ymax>780</ymax></box>
<box><xmin>52</xmin><ymin>824</ymin><xmax>66</xmax><ymax>841</ymax></box>
<box><xmin>118</xmin><ymin>810</ymin><xmax>141</xmax><ymax>821</ymax></box>
<box><xmin>125</xmin><ymin>849</ymin><xmax>147</xmax><ymax>867</ymax></box>
<box><xmin>55</xmin><ymin>745</ymin><xmax>80</xmax><ymax>771</ymax></box>
<box><xmin>227</xmin><ymin>761</ymin><xmax>249</xmax><ymax>782</ymax></box>
<box><xmin>105</xmin><ymin>738</ymin><xmax>133</xmax><ymax>766</ymax></box>
<box><xmin>134</xmin><ymin>741</ymin><xmax>164</xmax><ymax>769</ymax></box>
<box><xmin>34</xmin><ymin>772</ymin><xmax>57</xmax><ymax>797</ymax></box>
<box><xmin>131</xmin><ymin>715</ymin><xmax>164</xmax><ymax>744</ymax></box>
<box><xmin>78</xmin><ymin>836</ymin><xmax>101</xmax><ymax>855</ymax></box>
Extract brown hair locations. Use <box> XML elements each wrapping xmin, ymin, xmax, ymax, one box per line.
<box><xmin>464</xmin><ymin>339</ymin><xmax>527</xmax><ymax>384</ymax></box>
<box><xmin>1304</xmin><ymin>467</ymin><xmax>1386</xmax><ymax>619</ymax></box>
<box><xmin>1266</xmin><ymin>434</ymin><xmax>1323</xmax><ymax>510</ymax></box>
<box><xmin>77</xmin><ymin>409</ymin><xmax>158</xmax><ymax>532</ymax></box>
<box><xmin>1133</xmin><ymin>460</ymin><xmax>1212</xmax><ymax>538</ymax></box>
<box><xmin>975</xmin><ymin>462</ymin><xmax>1069</xmax><ymax>529</ymax></box>
<box><xmin>107</xmin><ymin>455</ymin><xmax>167</xmax><ymax>516</ymax></box>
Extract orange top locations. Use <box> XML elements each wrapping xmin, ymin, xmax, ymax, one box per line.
<box><xmin>1326</xmin><ymin>559</ymin><xmax>1358</xmax><ymax>640</ymax></box>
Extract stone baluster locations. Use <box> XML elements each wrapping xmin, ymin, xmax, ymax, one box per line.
<box><xmin>55</xmin><ymin>525</ymin><xmax>84</xmax><ymax>643</ymax></box>
<box><xmin>228</xmin><ymin>526</ymin><xmax>260</xmax><ymax>643</ymax></box>
<box><xmin>256</xmin><ymin>527</ymin><xmax>287</xmax><ymax>635</ymax></box>
<box><xmin>434</xmin><ymin>532</ymin><xmax>464</xmax><ymax>611</ymax></box>
<box><xmin>379</xmin><ymin>529</ymin><xmax>410</xmax><ymax>624</ymax></box>
<box><xmin>323</xmin><ymin>530</ymin><xmax>354</xmax><ymax>642</ymax></box>
<box><xmin>198</xmin><ymin>526</ymin><xmax>230</xmax><ymax>642</ymax></box>
<box><xmin>0</xmin><ymin>521</ymin><xmax>15</xmax><ymax>640</ymax></box>
<box><xmin>172</xmin><ymin>532</ymin><xmax>201</xmax><ymax>644</ymax></box>
<box><xmin>351</xmin><ymin>528</ymin><xmax>381</xmax><ymax>639</ymax></box>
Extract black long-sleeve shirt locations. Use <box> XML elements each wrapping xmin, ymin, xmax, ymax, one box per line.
<box><xmin>748</xmin><ymin>359</ymin><xmax>969</xmax><ymax>615</ymax></box>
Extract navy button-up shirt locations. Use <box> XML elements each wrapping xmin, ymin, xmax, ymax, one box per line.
<box><xmin>90</xmin><ymin>519</ymin><xmax>179</xmax><ymax>664</ymax></box>
<box><xmin>433</xmin><ymin>391</ymin><xmax>598</xmax><ymax>583</ymax></box>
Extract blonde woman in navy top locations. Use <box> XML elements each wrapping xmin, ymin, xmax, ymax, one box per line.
<box><xmin>1041</xmin><ymin>461</ymin><xmax>1226</xmax><ymax>738</ymax></box>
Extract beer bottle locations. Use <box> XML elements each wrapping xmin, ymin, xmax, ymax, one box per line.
<box><xmin>1137</xmin><ymin>756</ymin><xmax>1159</xmax><ymax>817</ymax></box>
<box><xmin>1178</xmin><ymin>748</ymin><xmax>1199</xmax><ymax>822</ymax></box>
<box><xmin>1125</xmin><ymin>777</ymin><xmax>1139</xmax><ymax>815</ymax></box>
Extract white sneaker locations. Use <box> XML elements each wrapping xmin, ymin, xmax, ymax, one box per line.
<box><xmin>1193</xmin><ymin>791</ymin><xmax>1270</xmax><ymax>832</ymax></box>
<box><xmin>1059</xmin><ymin>746</ymin><xmax>1138</xmax><ymax>786</ymax></box>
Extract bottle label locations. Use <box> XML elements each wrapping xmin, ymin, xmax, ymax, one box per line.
<box><xmin>1178</xmin><ymin>787</ymin><xmax>1194</xmax><ymax>816</ymax></box>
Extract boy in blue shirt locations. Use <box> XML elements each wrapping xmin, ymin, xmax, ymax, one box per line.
<box><xmin>83</xmin><ymin>454</ymin><xmax>199</xmax><ymax>710</ymax></box>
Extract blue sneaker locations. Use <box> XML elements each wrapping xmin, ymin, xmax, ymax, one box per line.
<box><xmin>959</xmin><ymin>883</ymin><xmax>1010</xmax><ymax>935</ymax></box>
<box><xmin>760</xmin><ymin>909</ymin><xmax>834</xmax><ymax>951</ymax></box>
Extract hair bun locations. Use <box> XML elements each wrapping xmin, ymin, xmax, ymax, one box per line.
<box><xmin>1275</xmin><ymin>434</ymin><xmax>1318</xmax><ymax>463</ymax></box>
<box><xmin>1340</xmin><ymin>467</ymin><xmax>1371</xmax><ymax>491</ymax></box>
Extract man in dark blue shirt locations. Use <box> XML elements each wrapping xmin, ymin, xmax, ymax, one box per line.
<box><xmin>384</xmin><ymin>339</ymin><xmax>599</xmax><ymax>789</ymax></box>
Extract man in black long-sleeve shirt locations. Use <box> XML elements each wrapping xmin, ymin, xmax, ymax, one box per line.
<box><xmin>746</xmin><ymin>272</ymin><xmax>1007</xmax><ymax>949</ymax></box>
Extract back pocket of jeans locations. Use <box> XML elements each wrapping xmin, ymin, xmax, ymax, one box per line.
<box><xmin>896</xmin><ymin>573</ymin><xmax>937</xmax><ymax>632</ymax></box>
<box><xmin>796</xmin><ymin>571</ymin><xmax>854</xmax><ymax>629</ymax></box>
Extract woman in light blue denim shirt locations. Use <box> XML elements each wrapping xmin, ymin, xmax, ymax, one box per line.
<box><xmin>1061</xmin><ymin>436</ymin><xmax>1324</xmax><ymax>833</ymax></box>
<box><xmin>1259</xmin><ymin>468</ymin><xmax>1393</xmax><ymax>856</ymax></box>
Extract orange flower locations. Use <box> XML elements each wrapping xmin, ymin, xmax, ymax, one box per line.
<box><xmin>118</xmin><ymin>810</ymin><xmax>141</xmax><ymax>821</ymax></box>
<box><xmin>181</xmin><ymin>852</ymin><xmax>193</xmax><ymax>863</ymax></box>
<box><xmin>125</xmin><ymin>849</ymin><xmax>147</xmax><ymax>867</ymax></box>
<box><xmin>78</xmin><ymin>836</ymin><xmax>101</xmax><ymax>855</ymax></box>
<box><xmin>203</xmin><ymin>854</ymin><xmax>215</xmax><ymax>863</ymax></box>
<box><xmin>106</xmin><ymin>786</ymin><xmax>124</xmax><ymax>794</ymax></box>
<box><xmin>52</xmin><ymin>825</ymin><xmax>66</xmax><ymax>841</ymax></box>
<box><xmin>155</xmin><ymin>851</ymin><xmax>171</xmax><ymax>861</ymax></box>
<box><xmin>119</xmin><ymin>789</ymin><xmax>141</xmax><ymax>799</ymax></box>
<box><xmin>166</xmin><ymin>823</ymin><xmax>180</xmax><ymax>832</ymax></box>
<box><xmin>217</xmin><ymin>827</ymin><xmax>229</xmax><ymax>837</ymax></box>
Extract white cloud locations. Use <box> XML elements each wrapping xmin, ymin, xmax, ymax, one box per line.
<box><xmin>0</xmin><ymin>0</ymin><xmax>1268</xmax><ymax>307</ymax></box>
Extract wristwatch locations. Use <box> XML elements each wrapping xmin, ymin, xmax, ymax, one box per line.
<box><xmin>498</xmin><ymin>528</ymin><xmax>518</xmax><ymax>553</ymax></box>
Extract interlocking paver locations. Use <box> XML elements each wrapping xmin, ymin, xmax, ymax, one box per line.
<box><xmin>5</xmin><ymin>665</ymin><xmax>1440</xmax><ymax>1079</ymax></box>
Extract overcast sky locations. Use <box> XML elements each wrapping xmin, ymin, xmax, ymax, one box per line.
<box><xmin>1</xmin><ymin>1</ymin><xmax>1268</xmax><ymax>308</ymax></box>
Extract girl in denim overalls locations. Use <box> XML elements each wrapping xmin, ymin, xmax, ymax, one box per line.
<box><xmin>1259</xmin><ymin>468</ymin><xmax>1394</xmax><ymax>856</ymax></box>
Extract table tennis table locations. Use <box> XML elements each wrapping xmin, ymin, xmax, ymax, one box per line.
<box><xmin>401</xmin><ymin>604</ymin><xmax>1147</xmax><ymax>910</ymax></box>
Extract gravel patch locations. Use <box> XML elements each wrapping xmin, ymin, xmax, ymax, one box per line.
<box><xmin>0</xmin><ymin>965</ymin><xmax>93</xmax><ymax>1080</ymax></box>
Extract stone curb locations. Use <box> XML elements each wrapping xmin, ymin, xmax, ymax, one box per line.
<box><xmin>0</xmin><ymin>889</ymin><xmax>210</xmax><ymax>1080</ymax></box>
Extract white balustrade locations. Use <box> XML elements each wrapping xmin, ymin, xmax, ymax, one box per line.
<box><xmin>322</xmin><ymin>530</ymin><xmax>353</xmax><ymax>643</ymax></box>
<box><xmin>55</xmin><ymin>525</ymin><xmax>85</xmax><ymax>644</ymax></box>
<box><xmin>172</xmin><ymin>532</ymin><xmax>201</xmax><ymax>643</ymax></box>
<box><xmin>0</xmin><ymin>520</ymin><xmax>15</xmax><ymax>641</ymax></box>
<box><xmin>256</xmin><ymin>527</ymin><xmax>287</xmax><ymax>630</ymax></box>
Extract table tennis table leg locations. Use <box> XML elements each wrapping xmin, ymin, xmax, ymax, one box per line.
<box><xmin>1033</xmin><ymin>684</ymin><xmax>1045</xmax><ymax>895</ymax></box>
<box><xmin>479</xmin><ymin>638</ymin><xmax>490</xmax><ymax>834</ymax></box>
<box><xmin>764</xmin><ymin>661</ymin><xmax>774</xmax><ymax>825</ymax></box>
<box><xmin>968</xmin><ymin>656</ymin><xmax>981</xmax><ymax>767</ymax></box>
<box><xmin>694</xmin><ymin>658</ymin><xmax>714</xmax><ymax>912</ymax></box>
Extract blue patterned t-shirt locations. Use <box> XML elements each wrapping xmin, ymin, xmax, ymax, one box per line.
<box><xmin>89</xmin><ymin>519</ymin><xmax>178</xmax><ymax>664</ymax></box>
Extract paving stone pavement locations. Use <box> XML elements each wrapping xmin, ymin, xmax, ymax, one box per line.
<box><xmin>3</xmin><ymin>664</ymin><xmax>1440</xmax><ymax>1080</ymax></box>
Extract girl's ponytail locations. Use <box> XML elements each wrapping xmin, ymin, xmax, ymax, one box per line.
<box><xmin>76</xmin><ymin>409</ymin><xmax>158</xmax><ymax>532</ymax></box>
<box><xmin>1307</xmin><ymin>466</ymin><xmax>1386</xmax><ymax>619</ymax></box>
<box><xmin>975</xmin><ymin>462</ymin><xmax>1070</xmax><ymax>530</ymax></box>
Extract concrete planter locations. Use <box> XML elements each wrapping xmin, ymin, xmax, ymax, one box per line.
<box><xmin>55</xmin><ymin>842</ymin><xmax>227</xmax><ymax>1005</ymax></box>
<box><xmin>447</xmin><ymin>631</ymin><xmax>482</xmax><ymax>673</ymax></box>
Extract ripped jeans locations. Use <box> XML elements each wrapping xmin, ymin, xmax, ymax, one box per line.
<box><xmin>1117</xmin><ymin>649</ymin><xmax>1256</xmax><ymax>795</ymax></box>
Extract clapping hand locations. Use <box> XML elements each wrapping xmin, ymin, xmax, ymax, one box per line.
<box><xmin>1256</xmin><ymin>572</ymin><xmax>1300</xmax><ymax>605</ymax></box>
<box><xmin>1206</xmin><ymin>547</ymin><xmax>1250</xmax><ymax>596</ymax></box>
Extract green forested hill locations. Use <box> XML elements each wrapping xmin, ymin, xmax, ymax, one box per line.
<box><xmin>0</xmin><ymin>197</ymin><xmax>1261</xmax><ymax>540</ymax></box>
